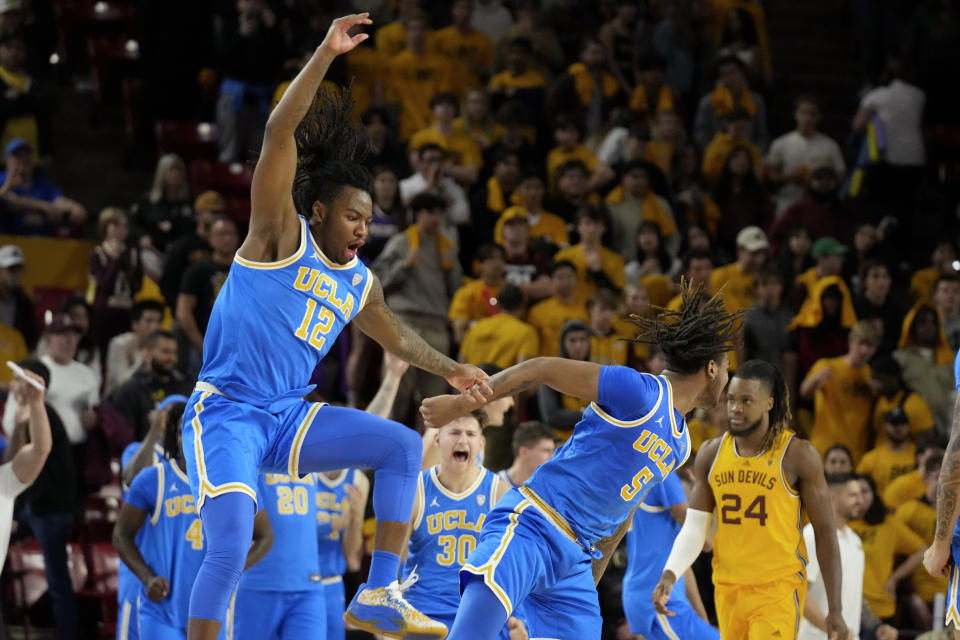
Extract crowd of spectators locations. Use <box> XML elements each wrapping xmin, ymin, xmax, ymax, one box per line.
<box><xmin>0</xmin><ymin>0</ymin><xmax>958</xmax><ymax>637</ymax></box>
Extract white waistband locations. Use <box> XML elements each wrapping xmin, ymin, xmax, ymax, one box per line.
<box><xmin>195</xmin><ymin>381</ymin><xmax>231</xmax><ymax>399</ymax></box>
<box><xmin>321</xmin><ymin>576</ymin><xmax>343</xmax><ymax>585</ymax></box>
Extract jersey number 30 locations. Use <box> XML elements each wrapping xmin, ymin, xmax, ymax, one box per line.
<box><xmin>437</xmin><ymin>534</ymin><xmax>476</xmax><ymax>566</ymax></box>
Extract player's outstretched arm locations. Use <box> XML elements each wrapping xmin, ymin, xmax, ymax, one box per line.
<box><xmin>354</xmin><ymin>275</ymin><xmax>490</xmax><ymax>399</ymax></box>
<box><xmin>248</xmin><ymin>13</ymin><xmax>371</xmax><ymax>241</ymax></box>
<box><xmin>420</xmin><ymin>357</ymin><xmax>602</xmax><ymax>429</ymax></box>
<box><xmin>789</xmin><ymin>439</ymin><xmax>847</xmax><ymax>640</ymax></box>
<box><xmin>926</xmin><ymin>392</ymin><xmax>960</xmax><ymax>578</ymax></box>
<box><xmin>652</xmin><ymin>438</ymin><xmax>719</xmax><ymax>616</ymax></box>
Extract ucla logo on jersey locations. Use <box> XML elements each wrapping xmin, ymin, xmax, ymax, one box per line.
<box><xmin>352</xmin><ymin>273</ymin><xmax>362</xmax><ymax>286</ymax></box>
<box><xmin>292</xmin><ymin>267</ymin><xmax>356</xmax><ymax>320</ymax></box>
<box><xmin>426</xmin><ymin>510</ymin><xmax>486</xmax><ymax>534</ymax></box>
<box><xmin>477</xmin><ymin>494</ymin><xmax>485</xmax><ymax>506</ymax></box>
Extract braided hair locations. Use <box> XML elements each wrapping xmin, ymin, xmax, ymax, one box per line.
<box><xmin>626</xmin><ymin>278</ymin><xmax>742</xmax><ymax>375</ymax></box>
<box><xmin>733</xmin><ymin>359</ymin><xmax>792</xmax><ymax>455</ymax></box>
<box><xmin>162</xmin><ymin>403</ymin><xmax>187</xmax><ymax>461</ymax></box>
<box><xmin>292</xmin><ymin>84</ymin><xmax>372</xmax><ymax>216</ymax></box>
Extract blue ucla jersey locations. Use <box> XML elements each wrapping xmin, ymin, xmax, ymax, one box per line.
<box><xmin>126</xmin><ymin>457</ymin><xmax>204</xmax><ymax>629</ymax></box>
<box><xmin>315</xmin><ymin>469</ymin><xmax>360</xmax><ymax>578</ymax></box>
<box><xmin>623</xmin><ymin>473</ymin><xmax>688</xmax><ymax>617</ymax></box>
<box><xmin>405</xmin><ymin>466</ymin><xmax>503</xmax><ymax>614</ymax></box>
<box><xmin>240</xmin><ymin>472</ymin><xmax>321</xmax><ymax>592</ymax></box>
<box><xmin>118</xmin><ymin>444</ymin><xmax>164</xmax><ymax>598</ymax></box>
<box><xmin>524</xmin><ymin>366</ymin><xmax>691</xmax><ymax>548</ymax></box>
<box><xmin>199</xmin><ymin>216</ymin><xmax>374</xmax><ymax>409</ymax></box>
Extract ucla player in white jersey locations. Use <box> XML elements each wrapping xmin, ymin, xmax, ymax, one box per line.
<box><xmin>497</xmin><ymin>422</ymin><xmax>557</xmax><ymax>490</ymax></box>
<box><xmin>923</xmin><ymin>347</ymin><xmax>960</xmax><ymax>637</ymax></box>
<box><xmin>180</xmin><ymin>13</ymin><xmax>490</xmax><ymax>640</ymax></box>
<box><xmin>421</xmin><ymin>282</ymin><xmax>741</xmax><ymax>640</ymax></box>
<box><xmin>113</xmin><ymin>404</ymin><xmax>273</xmax><ymax>639</ymax></box>
<box><xmin>405</xmin><ymin>411</ymin><xmax>526</xmax><ymax>640</ymax></box>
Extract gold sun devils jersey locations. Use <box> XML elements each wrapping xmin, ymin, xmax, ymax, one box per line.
<box><xmin>708</xmin><ymin>429</ymin><xmax>807</xmax><ymax>586</ymax></box>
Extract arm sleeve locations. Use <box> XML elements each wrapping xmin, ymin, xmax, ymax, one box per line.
<box><xmin>597</xmin><ymin>366</ymin><xmax>663</xmax><ymax>420</ymax></box>
<box><xmin>126</xmin><ymin>465</ymin><xmax>160</xmax><ymax>512</ymax></box>
<box><xmin>663</xmin><ymin>508</ymin><xmax>712</xmax><ymax>578</ymax></box>
<box><xmin>802</xmin><ymin>523</ymin><xmax>820</xmax><ymax>583</ymax></box>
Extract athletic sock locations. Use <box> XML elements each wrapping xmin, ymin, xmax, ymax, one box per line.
<box><xmin>367</xmin><ymin>549</ymin><xmax>401</xmax><ymax>589</ymax></box>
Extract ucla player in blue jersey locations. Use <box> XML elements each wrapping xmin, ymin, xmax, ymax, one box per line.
<box><xmin>421</xmin><ymin>282</ymin><xmax>741</xmax><ymax>640</ymax></box>
<box><xmin>923</xmin><ymin>347</ymin><xmax>960</xmax><ymax>637</ymax></box>
<box><xmin>497</xmin><ymin>422</ymin><xmax>556</xmax><ymax>491</ymax></box>
<box><xmin>404</xmin><ymin>412</ymin><xmax>526</xmax><ymax>640</ymax></box>
<box><xmin>117</xmin><ymin>396</ymin><xmax>187</xmax><ymax>640</ymax></box>
<box><xmin>226</xmin><ymin>471</ymin><xmax>326</xmax><ymax>640</ymax></box>
<box><xmin>114</xmin><ymin>404</ymin><xmax>273</xmax><ymax>640</ymax></box>
<box><xmin>181</xmin><ymin>13</ymin><xmax>491</xmax><ymax>640</ymax></box>
<box><xmin>316</xmin><ymin>469</ymin><xmax>367</xmax><ymax>640</ymax></box>
<box><xmin>623</xmin><ymin>472</ymin><xmax>718</xmax><ymax>640</ymax></box>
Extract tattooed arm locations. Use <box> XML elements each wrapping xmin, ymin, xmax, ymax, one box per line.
<box><xmin>924</xmin><ymin>393</ymin><xmax>960</xmax><ymax>578</ymax></box>
<box><xmin>420</xmin><ymin>357</ymin><xmax>602</xmax><ymax>428</ymax></box>
<box><xmin>353</xmin><ymin>274</ymin><xmax>490</xmax><ymax>397</ymax></box>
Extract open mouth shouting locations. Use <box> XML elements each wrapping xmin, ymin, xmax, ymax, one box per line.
<box><xmin>452</xmin><ymin>449</ymin><xmax>470</xmax><ymax>463</ymax></box>
<box><xmin>344</xmin><ymin>239</ymin><xmax>364</xmax><ymax>260</ymax></box>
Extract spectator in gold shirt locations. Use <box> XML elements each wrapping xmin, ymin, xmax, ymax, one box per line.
<box><xmin>459</xmin><ymin>284</ymin><xmax>538</xmax><ymax>369</ymax></box>
<box><xmin>527</xmin><ymin>260</ymin><xmax>588</xmax><ymax>357</ymax></box>
<box><xmin>385</xmin><ymin>11</ymin><xmax>454</xmax><ymax>140</ymax></box>
<box><xmin>800</xmin><ymin>321</ymin><xmax>880</xmax><ymax>461</ymax></box>
<box><xmin>586</xmin><ymin>288</ymin><xmax>629</xmax><ymax>367</ymax></box>
<box><xmin>857</xmin><ymin>407</ymin><xmax>917</xmax><ymax>496</ymax></box>
<box><xmin>709</xmin><ymin>225</ymin><xmax>768</xmax><ymax>316</ymax></box>
<box><xmin>409</xmin><ymin>92</ymin><xmax>483</xmax><ymax>186</ymax></box>
<box><xmin>448</xmin><ymin>244</ymin><xmax>506</xmax><ymax>343</ymax></box>
<box><xmin>553</xmin><ymin>206</ymin><xmax>625</xmax><ymax>302</ymax></box>
<box><xmin>429</xmin><ymin>0</ymin><xmax>493</xmax><ymax>95</ymax></box>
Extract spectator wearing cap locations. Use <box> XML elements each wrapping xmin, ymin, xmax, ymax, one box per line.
<box><xmin>3</xmin><ymin>358</ymin><xmax>77</xmax><ymax>633</ymax></box>
<box><xmin>0</xmin><ymin>138</ymin><xmax>85</xmax><ymax>236</ymax></box>
<box><xmin>553</xmin><ymin>206</ymin><xmax>625</xmax><ymax>302</ymax></box>
<box><xmin>399</xmin><ymin>144</ymin><xmax>469</xmax><ymax>244</ymax></box>
<box><xmin>372</xmin><ymin>192</ymin><xmax>463</xmax><ymax>423</ymax></box>
<box><xmin>494</xmin><ymin>172</ymin><xmax>568</xmax><ymax>249</ymax></box>
<box><xmin>0</xmin><ymin>243</ymin><xmax>35</xmax><ymax>349</ymax></box>
<box><xmin>3</xmin><ymin>313</ymin><xmax>99</xmax><ymax>447</ymax></box>
<box><xmin>104</xmin><ymin>300</ymin><xmax>165</xmax><ymax>395</ymax></box>
<box><xmin>459</xmin><ymin>284</ymin><xmax>538</xmax><ymax>369</ymax></box>
<box><xmin>765</xmin><ymin>96</ymin><xmax>846</xmax><ymax>214</ymax></box>
<box><xmin>0</xmin><ymin>29</ymin><xmax>55</xmax><ymax>159</ymax></box>
<box><xmin>88</xmin><ymin>207</ymin><xmax>143</xmax><ymax>356</ymax></box>
<box><xmin>106</xmin><ymin>330</ymin><xmax>191</xmax><ymax>441</ymax></box>
<box><xmin>870</xmin><ymin>354</ymin><xmax>933</xmax><ymax>448</ymax></box>
<box><xmin>857</xmin><ymin>407</ymin><xmax>916</xmax><ymax>496</ymax></box>
<box><xmin>768</xmin><ymin>164</ymin><xmax>854</xmax><ymax>253</ymax></box>
<box><xmin>793</xmin><ymin>236</ymin><xmax>847</xmax><ymax>306</ymax></box>
<box><xmin>408</xmin><ymin>92</ymin><xmax>483</xmax><ymax>187</ymax></box>
<box><xmin>175</xmin><ymin>217</ymin><xmax>238</xmax><ymax>375</ymax></box>
<box><xmin>853</xmin><ymin>259</ymin><xmax>906</xmax><ymax>355</ymax></box>
<box><xmin>800</xmin><ymin>320</ymin><xmax>880</xmax><ymax>461</ymax></box>
<box><xmin>128</xmin><ymin>153</ymin><xmax>193</xmax><ymax>254</ymax></box>
<box><xmin>497</xmin><ymin>207</ymin><xmax>555</xmax><ymax>303</ymax></box>
<box><xmin>709</xmin><ymin>225</ymin><xmax>768</xmax><ymax>317</ymax></box>
<box><xmin>694</xmin><ymin>55</ymin><xmax>768</xmax><ymax>151</ymax></box>
<box><xmin>159</xmin><ymin>190</ymin><xmax>225</xmax><ymax>309</ymax></box>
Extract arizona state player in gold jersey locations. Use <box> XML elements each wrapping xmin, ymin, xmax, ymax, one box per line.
<box><xmin>653</xmin><ymin>360</ymin><xmax>848</xmax><ymax>639</ymax></box>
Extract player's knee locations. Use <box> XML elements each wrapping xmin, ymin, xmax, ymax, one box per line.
<box><xmin>201</xmin><ymin>493</ymin><xmax>254</xmax><ymax>576</ymax></box>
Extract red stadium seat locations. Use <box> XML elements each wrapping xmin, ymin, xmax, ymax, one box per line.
<box><xmin>188</xmin><ymin>159</ymin><xmax>254</xmax><ymax>198</ymax></box>
<box><xmin>86</xmin><ymin>36</ymin><xmax>140</xmax><ymax>107</ymax></box>
<box><xmin>76</xmin><ymin>542</ymin><xmax>119</xmax><ymax>637</ymax></box>
<box><xmin>7</xmin><ymin>542</ymin><xmax>88</xmax><ymax>638</ymax></box>
<box><xmin>155</xmin><ymin>121</ymin><xmax>219</xmax><ymax>162</ymax></box>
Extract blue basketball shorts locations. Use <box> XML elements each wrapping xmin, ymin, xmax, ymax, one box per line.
<box><xmin>226</xmin><ymin>586</ymin><xmax>325</xmax><ymax>640</ymax></box>
<box><xmin>459</xmin><ymin>488</ymin><xmax>603</xmax><ymax>640</ymax></box>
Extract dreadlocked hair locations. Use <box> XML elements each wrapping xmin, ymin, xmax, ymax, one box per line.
<box><xmin>162</xmin><ymin>403</ymin><xmax>187</xmax><ymax>461</ymax></box>
<box><xmin>292</xmin><ymin>84</ymin><xmax>372</xmax><ymax>215</ymax></box>
<box><xmin>626</xmin><ymin>278</ymin><xmax>743</xmax><ymax>375</ymax></box>
<box><xmin>734</xmin><ymin>359</ymin><xmax>792</xmax><ymax>455</ymax></box>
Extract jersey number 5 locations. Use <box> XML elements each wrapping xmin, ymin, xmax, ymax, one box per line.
<box><xmin>719</xmin><ymin>494</ymin><xmax>768</xmax><ymax>526</ymax></box>
<box><xmin>295</xmin><ymin>299</ymin><xmax>336</xmax><ymax>351</ymax></box>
